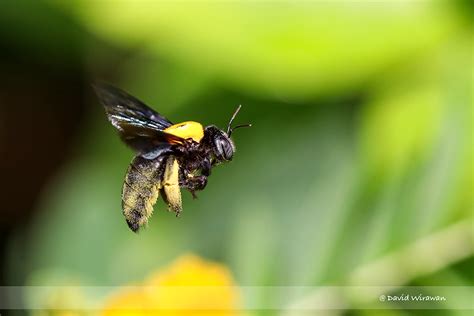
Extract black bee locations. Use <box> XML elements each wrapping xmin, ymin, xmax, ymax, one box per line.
<box><xmin>94</xmin><ymin>84</ymin><xmax>250</xmax><ymax>232</ymax></box>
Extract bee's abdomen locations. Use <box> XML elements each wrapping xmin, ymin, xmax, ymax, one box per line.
<box><xmin>122</xmin><ymin>156</ymin><xmax>165</xmax><ymax>232</ymax></box>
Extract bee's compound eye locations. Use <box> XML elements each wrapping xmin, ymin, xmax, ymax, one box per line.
<box><xmin>215</xmin><ymin>136</ymin><xmax>234</xmax><ymax>161</ymax></box>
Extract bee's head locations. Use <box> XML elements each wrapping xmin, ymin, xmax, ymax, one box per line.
<box><xmin>204</xmin><ymin>105</ymin><xmax>251</xmax><ymax>163</ymax></box>
<box><xmin>204</xmin><ymin>126</ymin><xmax>235</xmax><ymax>162</ymax></box>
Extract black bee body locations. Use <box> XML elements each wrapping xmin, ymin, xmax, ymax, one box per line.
<box><xmin>174</xmin><ymin>141</ymin><xmax>212</xmax><ymax>195</ymax></box>
<box><xmin>94</xmin><ymin>84</ymin><xmax>250</xmax><ymax>232</ymax></box>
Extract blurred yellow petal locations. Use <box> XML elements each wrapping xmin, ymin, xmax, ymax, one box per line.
<box><xmin>147</xmin><ymin>254</ymin><xmax>235</xmax><ymax>286</ymax></box>
<box><xmin>102</xmin><ymin>287</ymin><xmax>150</xmax><ymax>316</ymax></box>
<box><xmin>102</xmin><ymin>255</ymin><xmax>241</xmax><ymax>316</ymax></box>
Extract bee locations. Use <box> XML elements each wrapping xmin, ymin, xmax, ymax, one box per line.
<box><xmin>94</xmin><ymin>84</ymin><xmax>251</xmax><ymax>232</ymax></box>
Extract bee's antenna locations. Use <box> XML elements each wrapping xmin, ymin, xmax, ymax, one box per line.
<box><xmin>227</xmin><ymin>105</ymin><xmax>242</xmax><ymax>135</ymax></box>
<box><xmin>227</xmin><ymin>105</ymin><xmax>251</xmax><ymax>137</ymax></box>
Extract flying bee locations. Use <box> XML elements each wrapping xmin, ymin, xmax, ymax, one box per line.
<box><xmin>94</xmin><ymin>83</ymin><xmax>251</xmax><ymax>232</ymax></box>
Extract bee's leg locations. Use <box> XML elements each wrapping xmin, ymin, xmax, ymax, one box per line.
<box><xmin>193</xmin><ymin>175</ymin><xmax>208</xmax><ymax>190</ymax></box>
<box><xmin>183</xmin><ymin>175</ymin><xmax>208</xmax><ymax>199</ymax></box>
<box><xmin>201</xmin><ymin>158</ymin><xmax>212</xmax><ymax>176</ymax></box>
<box><xmin>179</xmin><ymin>168</ymin><xmax>195</xmax><ymax>198</ymax></box>
<box><xmin>162</xmin><ymin>156</ymin><xmax>183</xmax><ymax>216</ymax></box>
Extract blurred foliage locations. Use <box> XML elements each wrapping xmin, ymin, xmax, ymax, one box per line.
<box><xmin>58</xmin><ymin>0</ymin><xmax>460</xmax><ymax>100</ymax></box>
<box><xmin>3</xmin><ymin>0</ymin><xmax>473</xmax><ymax>315</ymax></box>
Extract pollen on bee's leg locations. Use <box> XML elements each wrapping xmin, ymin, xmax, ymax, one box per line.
<box><xmin>165</xmin><ymin>185</ymin><xmax>182</xmax><ymax>214</ymax></box>
<box><xmin>168</xmin><ymin>192</ymin><xmax>182</xmax><ymax>215</ymax></box>
<box><xmin>163</xmin><ymin>156</ymin><xmax>183</xmax><ymax>216</ymax></box>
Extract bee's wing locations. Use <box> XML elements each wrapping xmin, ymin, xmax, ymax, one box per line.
<box><xmin>93</xmin><ymin>83</ymin><xmax>185</xmax><ymax>153</ymax></box>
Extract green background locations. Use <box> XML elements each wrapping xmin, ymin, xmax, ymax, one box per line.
<box><xmin>2</xmin><ymin>0</ymin><xmax>472</xmax><ymax>314</ymax></box>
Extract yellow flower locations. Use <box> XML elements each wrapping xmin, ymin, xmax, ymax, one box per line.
<box><xmin>102</xmin><ymin>254</ymin><xmax>241</xmax><ymax>316</ymax></box>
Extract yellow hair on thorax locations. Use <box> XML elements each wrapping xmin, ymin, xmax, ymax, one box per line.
<box><xmin>164</xmin><ymin>121</ymin><xmax>204</xmax><ymax>143</ymax></box>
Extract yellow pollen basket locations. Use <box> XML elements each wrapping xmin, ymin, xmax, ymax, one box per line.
<box><xmin>164</xmin><ymin>121</ymin><xmax>204</xmax><ymax>143</ymax></box>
